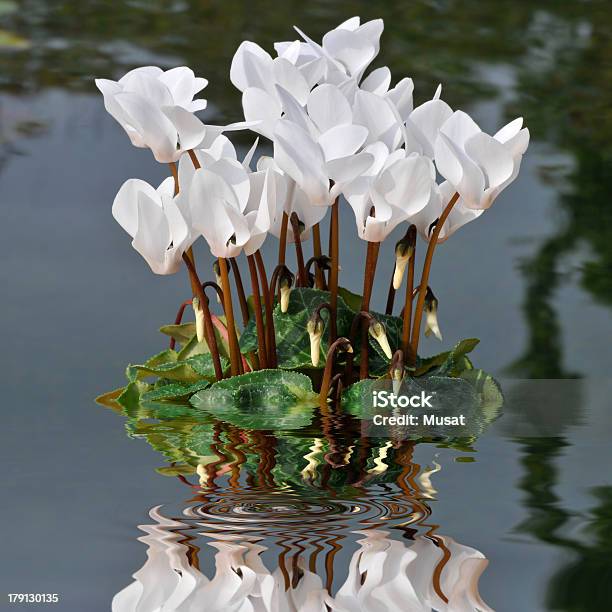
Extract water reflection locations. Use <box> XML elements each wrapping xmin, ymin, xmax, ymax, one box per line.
<box><xmin>105</xmin><ymin>390</ymin><xmax>497</xmax><ymax>610</ymax></box>
<box><xmin>114</xmin><ymin>499</ymin><xmax>491</xmax><ymax>610</ymax></box>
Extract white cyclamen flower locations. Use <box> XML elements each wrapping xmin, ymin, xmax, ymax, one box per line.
<box><xmin>411</xmin><ymin>180</ymin><xmax>483</xmax><ymax>243</ymax></box>
<box><xmin>288</xmin><ymin>16</ymin><xmax>384</xmax><ymax>84</ymax></box>
<box><xmin>112</xmin><ymin>176</ymin><xmax>192</xmax><ymax>275</ymax></box>
<box><xmin>434</xmin><ymin>110</ymin><xmax>530</xmax><ymax>210</ymax></box>
<box><xmin>231</xmin><ymin>40</ymin><xmax>326</xmax><ymax>139</ymax></box>
<box><xmin>271</xmin><ymin>83</ymin><xmax>375</xmax><ymax>207</ymax></box>
<box><xmin>179</xmin><ymin>147</ymin><xmax>276</xmax><ymax>259</ymax></box>
<box><xmin>96</xmin><ymin>66</ymin><xmax>208</xmax><ymax>163</ymax></box>
<box><xmin>344</xmin><ymin>144</ymin><xmax>435</xmax><ymax>242</ymax></box>
<box><xmin>257</xmin><ymin>155</ymin><xmax>327</xmax><ymax>244</ymax></box>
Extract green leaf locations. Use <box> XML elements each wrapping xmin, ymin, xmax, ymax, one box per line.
<box><xmin>191</xmin><ymin>369</ymin><xmax>318</xmax><ymax>430</ymax></box>
<box><xmin>159</xmin><ymin>322</ymin><xmax>196</xmax><ymax>345</ymax></box>
<box><xmin>117</xmin><ymin>380</ymin><xmax>150</xmax><ymax>411</ymax></box>
<box><xmin>141</xmin><ymin>380</ymin><xmax>210</xmax><ymax>402</ymax></box>
<box><xmin>131</xmin><ymin>353</ymin><xmax>226</xmax><ymax>383</ymax></box>
<box><xmin>240</xmin><ymin>288</ymin><xmax>354</xmax><ymax>369</ymax></box>
<box><xmin>415</xmin><ymin>338</ymin><xmax>480</xmax><ymax>377</ymax></box>
<box><xmin>337</xmin><ymin>286</ymin><xmax>363</xmax><ymax>312</ymax></box>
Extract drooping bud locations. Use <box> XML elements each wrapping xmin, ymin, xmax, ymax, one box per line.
<box><xmin>392</xmin><ymin>226</ymin><xmax>416</xmax><ymax>290</ymax></box>
<box><xmin>369</xmin><ymin>319</ymin><xmax>393</xmax><ymax>359</ymax></box>
<box><xmin>390</xmin><ymin>350</ymin><xmax>404</xmax><ymax>395</ymax></box>
<box><xmin>279</xmin><ymin>267</ymin><xmax>295</xmax><ymax>313</ymax></box>
<box><xmin>307</xmin><ymin>312</ymin><xmax>324</xmax><ymax>367</ymax></box>
<box><xmin>192</xmin><ymin>297</ymin><xmax>205</xmax><ymax>343</ymax></box>
<box><xmin>424</xmin><ymin>287</ymin><xmax>442</xmax><ymax>341</ymax></box>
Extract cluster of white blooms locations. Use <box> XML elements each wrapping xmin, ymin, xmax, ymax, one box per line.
<box><xmin>97</xmin><ymin>16</ymin><xmax>529</xmax><ymax>275</ymax></box>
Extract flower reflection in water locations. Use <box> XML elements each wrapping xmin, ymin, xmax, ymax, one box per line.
<box><xmin>112</xmin><ymin>430</ymin><xmax>492</xmax><ymax>611</ymax></box>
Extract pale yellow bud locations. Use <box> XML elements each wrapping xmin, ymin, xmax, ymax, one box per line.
<box><xmin>280</xmin><ymin>285</ymin><xmax>292</xmax><ymax>313</ymax></box>
<box><xmin>392</xmin><ymin>243</ymin><xmax>414</xmax><ymax>290</ymax></box>
<box><xmin>307</xmin><ymin>317</ymin><xmax>324</xmax><ymax>366</ymax></box>
<box><xmin>424</xmin><ymin>289</ymin><xmax>442</xmax><ymax>341</ymax></box>
<box><xmin>369</xmin><ymin>321</ymin><xmax>392</xmax><ymax>359</ymax></box>
<box><xmin>192</xmin><ymin>297</ymin><xmax>205</xmax><ymax>343</ymax></box>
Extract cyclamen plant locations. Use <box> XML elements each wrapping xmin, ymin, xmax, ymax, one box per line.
<box><xmin>97</xmin><ymin>16</ymin><xmax>528</xmax><ymax>404</ymax></box>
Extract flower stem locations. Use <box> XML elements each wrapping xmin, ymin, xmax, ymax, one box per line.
<box><xmin>187</xmin><ymin>149</ymin><xmax>201</xmax><ymax>169</ymax></box>
<box><xmin>169</xmin><ymin>161</ymin><xmax>199</xmax><ymax>296</ymax></box>
<box><xmin>181</xmin><ymin>253</ymin><xmax>223</xmax><ymax>380</ymax></box>
<box><xmin>312</xmin><ymin>223</ymin><xmax>325</xmax><ymax>289</ymax></box>
<box><xmin>328</xmin><ymin>198</ymin><xmax>339</xmax><ymax>342</ymax></box>
<box><xmin>247</xmin><ymin>254</ymin><xmax>268</xmax><ymax>369</ymax></box>
<box><xmin>218</xmin><ymin>257</ymin><xmax>242</xmax><ymax>376</ymax></box>
<box><xmin>360</xmin><ymin>241</ymin><xmax>380</xmax><ymax>379</ymax></box>
<box><xmin>229</xmin><ymin>258</ymin><xmax>250</xmax><ymax>326</ymax></box>
<box><xmin>401</xmin><ymin>228</ymin><xmax>418</xmax><ymax>362</ymax></box>
<box><xmin>278</xmin><ymin>212</ymin><xmax>289</xmax><ymax>266</ymax></box>
<box><xmin>255</xmin><ymin>250</ymin><xmax>277</xmax><ymax>367</ymax></box>
<box><xmin>320</xmin><ymin>337</ymin><xmax>352</xmax><ymax>404</ymax></box>
<box><xmin>344</xmin><ymin>311</ymin><xmax>375</xmax><ymax>384</ymax></box>
<box><xmin>410</xmin><ymin>192</ymin><xmax>459</xmax><ymax>359</ymax></box>
<box><xmin>289</xmin><ymin>212</ymin><xmax>308</xmax><ymax>287</ymax></box>
<box><xmin>385</xmin><ymin>277</ymin><xmax>396</xmax><ymax>316</ymax></box>
<box><xmin>169</xmin><ymin>300</ymin><xmax>191</xmax><ymax>350</ymax></box>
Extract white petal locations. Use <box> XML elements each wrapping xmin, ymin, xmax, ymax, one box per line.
<box><xmin>242</xmin><ymin>87</ymin><xmax>281</xmax><ymax>140</ymax></box>
<box><xmin>502</xmin><ymin>127</ymin><xmax>530</xmax><ymax>157</ymax></box>
<box><xmin>465</xmin><ymin>132</ymin><xmax>514</xmax><ymax>189</ymax></box>
<box><xmin>353</xmin><ymin>89</ymin><xmax>399</xmax><ymax>148</ymax></box>
<box><xmin>273</xmin><ymin>120</ymin><xmax>329</xmax><ymax>205</ymax></box>
<box><xmin>385</xmin><ymin>77</ymin><xmax>414</xmax><ymax>121</ymax></box>
<box><xmin>275</xmin><ymin>85</ymin><xmax>317</xmax><ymax>136</ymax></box>
<box><xmin>242</xmin><ymin>137</ymin><xmax>259</xmax><ymax>170</ymax></box>
<box><xmin>322</xmin><ymin>28</ymin><xmax>375</xmax><ymax>77</ymax></box>
<box><xmin>299</xmin><ymin>57</ymin><xmax>326</xmax><ymax>88</ymax></box>
<box><xmin>207</xmin><ymin>158</ymin><xmax>251</xmax><ymax>211</ymax></box>
<box><xmin>409</xmin><ymin>99</ymin><xmax>453</xmax><ymax>157</ymax></box>
<box><xmin>119</xmin><ymin>70</ymin><xmax>173</xmax><ymax>106</ymax></box>
<box><xmin>158</xmin><ymin>66</ymin><xmax>198</xmax><ymax>108</ymax></box>
<box><xmin>161</xmin><ymin>105</ymin><xmax>206</xmax><ymax>152</ymax></box>
<box><xmin>273</xmin><ymin>57</ymin><xmax>310</xmax><ymax>105</ymax></box>
<box><xmin>278</xmin><ymin>39</ymin><xmax>301</xmax><ymax>63</ymax></box>
<box><xmin>494</xmin><ymin>117</ymin><xmax>523</xmax><ymax>143</ymax></box>
<box><xmin>440</xmin><ymin>110</ymin><xmax>481</xmax><ymax>148</ymax></box>
<box><xmin>327</xmin><ymin>152</ymin><xmax>374</xmax><ymax>185</ymax></box>
<box><xmin>114</xmin><ymin>92</ymin><xmax>178</xmax><ymax>162</ymax></box>
<box><xmin>338</xmin><ymin>16</ymin><xmax>361</xmax><ymax>30</ymax></box>
<box><xmin>112</xmin><ymin>178</ymin><xmax>160</xmax><ymax>238</ymax></box>
<box><xmin>318</xmin><ymin>124</ymin><xmax>368</xmax><ymax>161</ymax></box>
<box><xmin>230</xmin><ymin>41</ymin><xmax>273</xmax><ymax>92</ymax></box>
<box><xmin>307</xmin><ymin>84</ymin><xmax>352</xmax><ymax>133</ymax></box>
<box><xmin>132</xmin><ymin>198</ymin><xmax>172</xmax><ymax>274</ymax></box>
<box><xmin>436</xmin><ymin>133</ymin><xmax>486</xmax><ymax>209</ymax></box>
<box><xmin>375</xmin><ymin>156</ymin><xmax>433</xmax><ymax>215</ymax></box>
<box><xmin>361</xmin><ymin>66</ymin><xmax>391</xmax><ymax>95</ymax></box>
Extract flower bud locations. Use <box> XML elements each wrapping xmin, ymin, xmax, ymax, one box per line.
<box><xmin>369</xmin><ymin>319</ymin><xmax>392</xmax><ymax>359</ymax></box>
<box><xmin>279</xmin><ymin>267</ymin><xmax>295</xmax><ymax>313</ymax></box>
<box><xmin>424</xmin><ymin>287</ymin><xmax>442</xmax><ymax>341</ymax></box>
<box><xmin>390</xmin><ymin>350</ymin><xmax>404</xmax><ymax>395</ymax></box>
<box><xmin>392</xmin><ymin>239</ymin><xmax>414</xmax><ymax>290</ymax></box>
<box><xmin>192</xmin><ymin>297</ymin><xmax>205</xmax><ymax>343</ymax></box>
<box><xmin>307</xmin><ymin>313</ymin><xmax>324</xmax><ymax>367</ymax></box>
